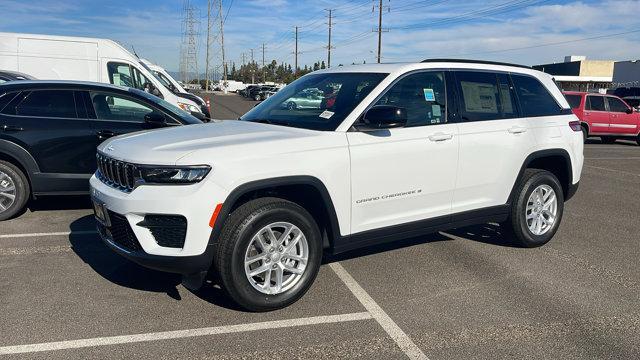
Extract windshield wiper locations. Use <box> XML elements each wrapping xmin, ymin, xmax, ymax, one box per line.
<box><xmin>248</xmin><ymin>119</ymin><xmax>290</xmax><ymax>127</ymax></box>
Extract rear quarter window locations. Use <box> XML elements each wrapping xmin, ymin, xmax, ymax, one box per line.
<box><xmin>511</xmin><ymin>74</ymin><xmax>563</xmax><ymax>117</ymax></box>
<box><xmin>564</xmin><ymin>94</ymin><xmax>582</xmax><ymax>109</ymax></box>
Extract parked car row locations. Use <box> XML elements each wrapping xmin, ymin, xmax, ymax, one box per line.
<box><xmin>240</xmin><ymin>84</ymin><xmax>280</xmax><ymax>101</ymax></box>
<box><xmin>0</xmin><ymin>80</ymin><xmax>202</xmax><ymax>220</ymax></box>
<box><xmin>564</xmin><ymin>91</ymin><xmax>640</xmax><ymax>145</ymax></box>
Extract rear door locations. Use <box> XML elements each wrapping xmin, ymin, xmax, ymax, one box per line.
<box><xmin>452</xmin><ymin>71</ymin><xmax>536</xmax><ymax>213</ymax></box>
<box><xmin>0</xmin><ymin>89</ymin><xmax>96</xmax><ymax>175</ymax></box>
<box><xmin>606</xmin><ymin>96</ymin><xmax>638</xmax><ymax>135</ymax></box>
<box><xmin>584</xmin><ymin>95</ymin><xmax>609</xmax><ymax>134</ymax></box>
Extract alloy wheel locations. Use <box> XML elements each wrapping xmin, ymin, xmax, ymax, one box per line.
<box><xmin>525</xmin><ymin>184</ymin><xmax>557</xmax><ymax>236</ymax></box>
<box><xmin>244</xmin><ymin>222</ymin><xmax>309</xmax><ymax>295</ymax></box>
<box><xmin>0</xmin><ymin>170</ymin><xmax>17</xmax><ymax>213</ymax></box>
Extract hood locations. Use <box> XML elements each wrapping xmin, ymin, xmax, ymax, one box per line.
<box><xmin>98</xmin><ymin>120</ymin><xmax>329</xmax><ymax>165</ymax></box>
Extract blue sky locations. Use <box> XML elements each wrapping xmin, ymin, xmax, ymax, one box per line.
<box><xmin>1</xmin><ymin>0</ymin><xmax>639</xmax><ymax>73</ymax></box>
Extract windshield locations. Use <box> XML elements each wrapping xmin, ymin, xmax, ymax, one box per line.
<box><xmin>241</xmin><ymin>72</ymin><xmax>388</xmax><ymax>131</ymax></box>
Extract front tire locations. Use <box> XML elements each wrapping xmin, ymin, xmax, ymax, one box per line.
<box><xmin>0</xmin><ymin>160</ymin><xmax>30</xmax><ymax>221</ymax></box>
<box><xmin>502</xmin><ymin>169</ymin><xmax>564</xmax><ymax>248</ymax></box>
<box><xmin>214</xmin><ymin>197</ymin><xmax>322</xmax><ymax>311</ymax></box>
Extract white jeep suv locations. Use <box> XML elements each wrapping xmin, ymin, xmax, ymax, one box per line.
<box><xmin>90</xmin><ymin>60</ymin><xmax>584</xmax><ymax>311</ymax></box>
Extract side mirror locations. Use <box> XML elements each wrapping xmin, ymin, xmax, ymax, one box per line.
<box><xmin>357</xmin><ymin>105</ymin><xmax>407</xmax><ymax>131</ymax></box>
<box><xmin>625</xmin><ymin>107</ymin><xmax>633</xmax><ymax>114</ymax></box>
<box><xmin>190</xmin><ymin>111</ymin><xmax>209</xmax><ymax>122</ymax></box>
<box><xmin>144</xmin><ymin>112</ymin><xmax>167</xmax><ymax>128</ymax></box>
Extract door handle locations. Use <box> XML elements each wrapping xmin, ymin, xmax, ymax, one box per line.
<box><xmin>2</xmin><ymin>125</ymin><xmax>24</xmax><ymax>132</ymax></box>
<box><xmin>96</xmin><ymin>130</ymin><xmax>117</xmax><ymax>140</ymax></box>
<box><xmin>428</xmin><ymin>133</ymin><xmax>453</xmax><ymax>142</ymax></box>
<box><xmin>508</xmin><ymin>126</ymin><xmax>527</xmax><ymax>134</ymax></box>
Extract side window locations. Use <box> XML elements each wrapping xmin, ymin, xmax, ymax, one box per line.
<box><xmin>0</xmin><ymin>92</ymin><xmax>20</xmax><ymax>113</ymax></box>
<box><xmin>11</xmin><ymin>90</ymin><xmax>77</xmax><ymax>118</ymax></box>
<box><xmin>375</xmin><ymin>71</ymin><xmax>446</xmax><ymax>127</ymax></box>
<box><xmin>606</xmin><ymin>97</ymin><xmax>629</xmax><ymax>113</ymax></box>
<box><xmin>107</xmin><ymin>62</ymin><xmax>135</xmax><ymax>88</ymax></box>
<box><xmin>511</xmin><ymin>74</ymin><xmax>562</xmax><ymax>117</ymax></box>
<box><xmin>90</xmin><ymin>92</ymin><xmax>154</xmax><ymax>122</ymax></box>
<box><xmin>132</xmin><ymin>67</ymin><xmax>151</xmax><ymax>91</ymax></box>
<box><xmin>456</xmin><ymin>71</ymin><xmax>514</xmax><ymax>121</ymax></box>
<box><xmin>586</xmin><ymin>96</ymin><xmax>606</xmax><ymax>111</ymax></box>
<box><xmin>565</xmin><ymin>94</ymin><xmax>582</xmax><ymax>109</ymax></box>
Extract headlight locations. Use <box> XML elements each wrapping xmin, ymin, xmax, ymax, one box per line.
<box><xmin>178</xmin><ymin>102</ymin><xmax>202</xmax><ymax>113</ymax></box>
<box><xmin>137</xmin><ymin>165</ymin><xmax>211</xmax><ymax>184</ymax></box>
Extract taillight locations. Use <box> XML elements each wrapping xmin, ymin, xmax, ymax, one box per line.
<box><xmin>569</xmin><ymin>121</ymin><xmax>582</xmax><ymax>132</ymax></box>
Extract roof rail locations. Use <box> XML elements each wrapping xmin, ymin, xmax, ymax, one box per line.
<box><xmin>420</xmin><ymin>58</ymin><xmax>531</xmax><ymax>69</ymax></box>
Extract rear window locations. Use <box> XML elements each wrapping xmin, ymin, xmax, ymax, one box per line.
<box><xmin>565</xmin><ymin>94</ymin><xmax>582</xmax><ymax>109</ymax></box>
<box><xmin>511</xmin><ymin>74</ymin><xmax>562</xmax><ymax>117</ymax></box>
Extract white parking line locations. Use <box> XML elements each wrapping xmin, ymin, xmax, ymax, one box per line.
<box><xmin>585</xmin><ymin>165</ymin><xmax>640</xmax><ymax>177</ymax></box>
<box><xmin>0</xmin><ymin>312</ymin><xmax>372</xmax><ymax>355</ymax></box>
<box><xmin>0</xmin><ymin>230</ymin><xmax>97</xmax><ymax>239</ymax></box>
<box><xmin>330</xmin><ymin>262</ymin><xmax>429</xmax><ymax>360</ymax></box>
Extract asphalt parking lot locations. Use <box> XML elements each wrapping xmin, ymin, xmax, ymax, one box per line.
<box><xmin>1</xmin><ymin>95</ymin><xmax>639</xmax><ymax>359</ymax></box>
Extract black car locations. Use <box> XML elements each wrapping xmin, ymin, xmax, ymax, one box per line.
<box><xmin>0</xmin><ymin>81</ymin><xmax>202</xmax><ymax>220</ymax></box>
<box><xmin>0</xmin><ymin>70</ymin><xmax>36</xmax><ymax>83</ymax></box>
<box><xmin>247</xmin><ymin>85</ymin><xmax>277</xmax><ymax>101</ymax></box>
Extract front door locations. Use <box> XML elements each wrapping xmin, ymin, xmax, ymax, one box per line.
<box><xmin>606</xmin><ymin>96</ymin><xmax>638</xmax><ymax>135</ymax></box>
<box><xmin>347</xmin><ymin>70</ymin><xmax>458</xmax><ymax>234</ymax></box>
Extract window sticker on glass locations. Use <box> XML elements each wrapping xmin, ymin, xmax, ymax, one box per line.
<box><xmin>461</xmin><ymin>81</ymin><xmax>498</xmax><ymax>114</ymax></box>
<box><xmin>319</xmin><ymin>110</ymin><xmax>334</xmax><ymax>119</ymax></box>
<box><xmin>432</xmin><ymin>104</ymin><xmax>442</xmax><ymax>117</ymax></box>
<box><xmin>423</xmin><ymin>88</ymin><xmax>435</xmax><ymax>102</ymax></box>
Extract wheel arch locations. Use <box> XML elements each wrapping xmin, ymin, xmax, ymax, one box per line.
<box><xmin>0</xmin><ymin>139</ymin><xmax>38</xmax><ymax>190</ymax></box>
<box><xmin>509</xmin><ymin>149</ymin><xmax>574</xmax><ymax>203</ymax></box>
<box><xmin>208</xmin><ymin>176</ymin><xmax>342</xmax><ymax>251</ymax></box>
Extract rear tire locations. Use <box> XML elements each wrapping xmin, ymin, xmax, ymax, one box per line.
<box><xmin>502</xmin><ymin>169</ymin><xmax>564</xmax><ymax>248</ymax></box>
<box><xmin>581</xmin><ymin>126</ymin><xmax>588</xmax><ymax>142</ymax></box>
<box><xmin>214</xmin><ymin>197</ymin><xmax>322</xmax><ymax>311</ymax></box>
<box><xmin>0</xmin><ymin>160</ymin><xmax>30</xmax><ymax>221</ymax></box>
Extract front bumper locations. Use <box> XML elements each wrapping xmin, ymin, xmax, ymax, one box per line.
<box><xmin>98</xmin><ymin>222</ymin><xmax>215</xmax><ymax>275</ymax></box>
<box><xmin>90</xmin><ymin>174</ymin><xmax>227</xmax><ymax>275</ymax></box>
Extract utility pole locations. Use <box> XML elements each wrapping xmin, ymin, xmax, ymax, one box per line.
<box><xmin>326</xmin><ymin>9</ymin><xmax>333</xmax><ymax>68</ymax></box>
<box><xmin>377</xmin><ymin>0</ymin><xmax>382</xmax><ymax>63</ymax></box>
<box><xmin>262</xmin><ymin>43</ymin><xmax>266</xmax><ymax>82</ymax></box>
<box><xmin>294</xmin><ymin>26</ymin><xmax>299</xmax><ymax>78</ymax></box>
<box><xmin>204</xmin><ymin>0</ymin><xmax>212</xmax><ymax>92</ymax></box>
<box><xmin>250</xmin><ymin>48</ymin><xmax>255</xmax><ymax>84</ymax></box>
<box><xmin>218</xmin><ymin>0</ymin><xmax>227</xmax><ymax>93</ymax></box>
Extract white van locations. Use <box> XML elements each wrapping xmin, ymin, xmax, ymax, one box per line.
<box><xmin>139</xmin><ymin>58</ymin><xmax>210</xmax><ymax>118</ymax></box>
<box><xmin>0</xmin><ymin>32</ymin><xmax>203</xmax><ymax>115</ymax></box>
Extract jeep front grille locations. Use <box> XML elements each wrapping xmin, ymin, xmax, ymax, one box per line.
<box><xmin>96</xmin><ymin>153</ymin><xmax>137</xmax><ymax>192</ymax></box>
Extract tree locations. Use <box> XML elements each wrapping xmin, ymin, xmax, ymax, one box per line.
<box><xmin>320</xmin><ymin>60</ymin><xmax>326</xmax><ymax>69</ymax></box>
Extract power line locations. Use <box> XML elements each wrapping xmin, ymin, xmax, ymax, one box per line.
<box><xmin>447</xmin><ymin>28</ymin><xmax>640</xmax><ymax>57</ymax></box>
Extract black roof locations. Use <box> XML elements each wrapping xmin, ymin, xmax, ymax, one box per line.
<box><xmin>420</xmin><ymin>58</ymin><xmax>531</xmax><ymax>69</ymax></box>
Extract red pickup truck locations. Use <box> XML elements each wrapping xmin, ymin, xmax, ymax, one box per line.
<box><xmin>564</xmin><ymin>91</ymin><xmax>640</xmax><ymax>145</ymax></box>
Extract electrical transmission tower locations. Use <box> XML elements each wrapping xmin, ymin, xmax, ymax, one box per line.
<box><xmin>179</xmin><ymin>0</ymin><xmax>200</xmax><ymax>84</ymax></box>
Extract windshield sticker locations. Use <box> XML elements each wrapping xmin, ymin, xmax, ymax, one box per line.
<box><xmin>423</xmin><ymin>88</ymin><xmax>435</xmax><ymax>102</ymax></box>
<box><xmin>319</xmin><ymin>110</ymin><xmax>334</xmax><ymax>119</ymax></box>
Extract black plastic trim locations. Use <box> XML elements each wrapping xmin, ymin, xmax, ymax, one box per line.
<box><xmin>507</xmin><ymin>148</ymin><xmax>574</xmax><ymax>204</ymax></box>
<box><xmin>331</xmin><ymin>205</ymin><xmax>510</xmax><ymax>254</ymax></box>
